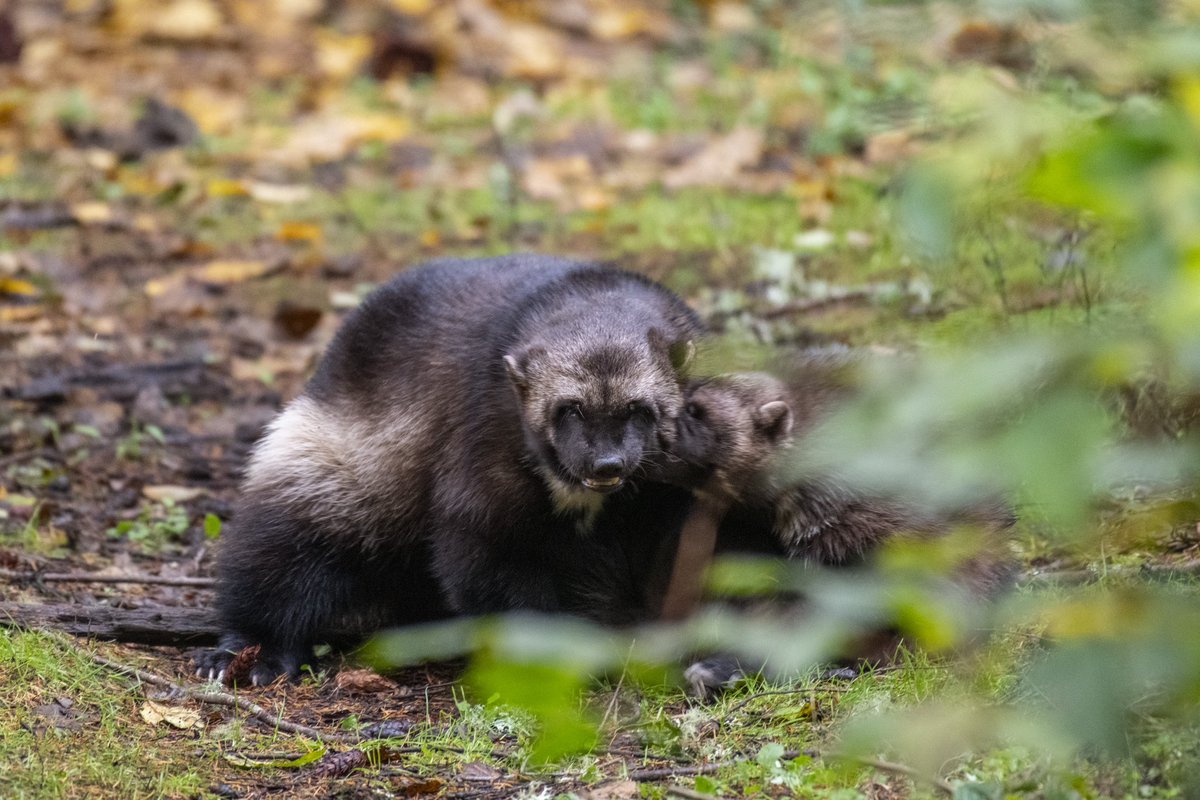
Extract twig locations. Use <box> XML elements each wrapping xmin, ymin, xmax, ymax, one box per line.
<box><xmin>79</xmin><ymin>648</ymin><xmax>355</xmax><ymax>744</ymax></box>
<box><xmin>724</xmin><ymin>687</ymin><xmax>822</xmax><ymax>717</ymax></box>
<box><xmin>0</xmin><ymin>569</ymin><xmax>215</xmax><ymax>587</ymax></box>
<box><xmin>0</xmin><ymin>448</ymin><xmax>62</xmax><ymax>468</ymax></box>
<box><xmin>88</xmin><ymin>650</ymin><xmax>351</xmax><ymax>743</ymax></box>
<box><xmin>852</xmin><ymin>755</ymin><xmax>954</xmax><ymax>796</ymax></box>
<box><xmin>627</xmin><ymin>749</ymin><xmax>952</xmax><ymax>797</ymax></box>
<box><xmin>1021</xmin><ymin>559</ymin><xmax>1200</xmax><ymax>586</ymax></box>
<box><xmin>667</xmin><ymin>784</ymin><xmax>726</xmax><ymax>800</ymax></box>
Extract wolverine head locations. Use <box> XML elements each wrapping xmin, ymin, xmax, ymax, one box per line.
<box><xmin>504</xmin><ymin>328</ymin><xmax>695</xmax><ymax>500</ymax></box>
<box><xmin>669</xmin><ymin>373</ymin><xmax>795</xmax><ymax>498</ymax></box>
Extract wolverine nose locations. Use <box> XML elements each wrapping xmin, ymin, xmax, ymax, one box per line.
<box><xmin>591</xmin><ymin>456</ymin><xmax>625</xmax><ymax>479</ymax></box>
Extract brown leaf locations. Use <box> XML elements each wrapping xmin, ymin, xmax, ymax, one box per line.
<box><xmin>395</xmin><ymin>778</ymin><xmax>445</xmax><ymax>796</ymax></box>
<box><xmin>334</xmin><ymin>669</ymin><xmax>397</xmax><ymax>694</ymax></box>
<box><xmin>580</xmin><ymin>779</ymin><xmax>640</xmax><ymax>799</ymax></box>
<box><xmin>140</xmin><ymin>699</ymin><xmax>203</xmax><ymax>730</ymax></box>
<box><xmin>274</xmin><ymin>302</ymin><xmax>323</xmax><ymax>339</ymax></box>
<box><xmin>459</xmin><ymin>761</ymin><xmax>503</xmax><ymax>782</ymax></box>
<box><xmin>664</xmin><ymin>127</ymin><xmax>764</xmax><ymax>189</ymax></box>
<box><xmin>193</xmin><ymin>259</ymin><xmax>276</xmax><ymax>286</ymax></box>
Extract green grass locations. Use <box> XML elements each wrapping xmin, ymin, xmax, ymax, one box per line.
<box><xmin>0</xmin><ymin>630</ymin><xmax>215</xmax><ymax>799</ymax></box>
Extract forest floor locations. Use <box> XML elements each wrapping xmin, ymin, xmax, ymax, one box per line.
<box><xmin>2</xmin><ymin>1</ymin><xmax>1199</xmax><ymax>798</ymax></box>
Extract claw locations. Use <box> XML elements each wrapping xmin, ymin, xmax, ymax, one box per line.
<box><xmin>216</xmin><ymin>669</ymin><xmax>225</xmax><ymax>683</ymax></box>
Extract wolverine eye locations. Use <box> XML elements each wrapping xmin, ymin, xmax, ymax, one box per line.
<box><xmin>555</xmin><ymin>401</ymin><xmax>583</xmax><ymax>422</ymax></box>
<box><xmin>626</xmin><ymin>402</ymin><xmax>656</xmax><ymax>421</ymax></box>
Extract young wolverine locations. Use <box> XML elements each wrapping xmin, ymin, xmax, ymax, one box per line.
<box><xmin>662</xmin><ymin>355</ymin><xmax>1018</xmax><ymax>694</ymax></box>
<box><xmin>197</xmin><ymin>255</ymin><xmax>702</xmax><ymax>684</ymax></box>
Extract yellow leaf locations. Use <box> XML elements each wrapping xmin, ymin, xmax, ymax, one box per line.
<box><xmin>353</xmin><ymin>114</ymin><xmax>411</xmax><ymax>144</ymax></box>
<box><xmin>419</xmin><ymin>229</ymin><xmax>441</xmax><ymax>248</ymax></box>
<box><xmin>0</xmin><ymin>152</ymin><xmax>17</xmax><ymax>178</ymax></box>
<box><xmin>70</xmin><ymin>202</ymin><xmax>113</xmax><ymax>225</ymax></box>
<box><xmin>0</xmin><ymin>306</ymin><xmax>42</xmax><ymax>322</ymax></box>
<box><xmin>315</xmin><ymin>30</ymin><xmax>372</xmax><ymax>80</ymax></box>
<box><xmin>142</xmin><ymin>485</ymin><xmax>206</xmax><ymax>503</ymax></box>
<box><xmin>149</xmin><ymin>0</ymin><xmax>223</xmax><ymax>41</ymax></box>
<box><xmin>193</xmin><ymin>259</ymin><xmax>275</xmax><ymax>285</ymax></box>
<box><xmin>247</xmin><ymin>182</ymin><xmax>311</xmax><ymax>204</ymax></box>
<box><xmin>276</xmin><ymin>221</ymin><xmax>323</xmax><ymax>243</ymax></box>
<box><xmin>389</xmin><ymin>0</ymin><xmax>431</xmax><ymax>13</ymax></box>
<box><xmin>177</xmin><ymin>87</ymin><xmax>245</xmax><ymax>135</ymax></box>
<box><xmin>140</xmin><ymin>700</ymin><xmax>203</xmax><ymax>730</ymax></box>
<box><xmin>506</xmin><ymin>25</ymin><xmax>564</xmax><ymax>79</ymax></box>
<box><xmin>206</xmin><ymin>179</ymin><xmax>250</xmax><ymax>198</ymax></box>
<box><xmin>144</xmin><ymin>273</ymin><xmax>186</xmax><ymax>298</ymax></box>
<box><xmin>0</xmin><ymin>277</ymin><xmax>38</xmax><ymax>297</ymax></box>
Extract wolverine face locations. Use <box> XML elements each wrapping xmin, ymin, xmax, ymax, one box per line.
<box><xmin>504</xmin><ymin>335</ymin><xmax>691</xmax><ymax>498</ymax></box>
<box><xmin>668</xmin><ymin>374</ymin><xmax>794</xmax><ymax>494</ymax></box>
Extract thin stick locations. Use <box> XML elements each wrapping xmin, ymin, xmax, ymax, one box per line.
<box><xmin>81</xmin><ymin>649</ymin><xmax>354</xmax><ymax>744</ymax></box>
<box><xmin>667</xmin><ymin>784</ymin><xmax>726</xmax><ymax>800</ymax></box>
<box><xmin>0</xmin><ymin>569</ymin><xmax>215</xmax><ymax>587</ymax></box>
<box><xmin>1021</xmin><ymin>559</ymin><xmax>1200</xmax><ymax>586</ymax></box>
<box><xmin>852</xmin><ymin>756</ymin><xmax>954</xmax><ymax>796</ymax></box>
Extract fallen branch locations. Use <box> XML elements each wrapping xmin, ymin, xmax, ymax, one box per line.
<box><xmin>1021</xmin><ymin>559</ymin><xmax>1200</xmax><ymax>586</ymax></box>
<box><xmin>0</xmin><ymin>568</ymin><xmax>215</xmax><ymax>587</ymax></box>
<box><xmin>84</xmin><ymin>650</ymin><xmax>356</xmax><ymax>744</ymax></box>
<box><xmin>0</xmin><ymin>602</ymin><xmax>220</xmax><ymax>645</ymax></box>
<box><xmin>627</xmin><ymin>749</ymin><xmax>953</xmax><ymax>796</ymax></box>
<box><xmin>667</xmin><ymin>784</ymin><xmax>726</xmax><ymax>800</ymax></box>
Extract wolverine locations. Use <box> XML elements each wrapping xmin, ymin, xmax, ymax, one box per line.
<box><xmin>656</xmin><ymin>354</ymin><xmax>1017</xmax><ymax>695</ymax></box>
<box><xmin>197</xmin><ymin>254</ymin><xmax>702</xmax><ymax>684</ymax></box>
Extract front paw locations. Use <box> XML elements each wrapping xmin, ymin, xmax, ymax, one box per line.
<box><xmin>684</xmin><ymin>654</ymin><xmax>748</xmax><ymax>700</ymax></box>
<box><xmin>194</xmin><ymin>637</ymin><xmax>305</xmax><ymax>687</ymax></box>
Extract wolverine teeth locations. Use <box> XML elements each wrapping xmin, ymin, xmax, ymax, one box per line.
<box><xmin>583</xmin><ymin>477</ymin><xmax>622</xmax><ymax>489</ymax></box>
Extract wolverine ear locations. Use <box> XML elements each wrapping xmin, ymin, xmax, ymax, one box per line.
<box><xmin>649</xmin><ymin>329</ymin><xmax>696</xmax><ymax>372</ymax></box>
<box><xmin>503</xmin><ymin>346</ymin><xmax>545</xmax><ymax>391</ymax></box>
<box><xmin>503</xmin><ymin>354</ymin><xmax>526</xmax><ymax>388</ymax></box>
<box><xmin>671</xmin><ymin>339</ymin><xmax>696</xmax><ymax>372</ymax></box>
<box><xmin>755</xmin><ymin>400</ymin><xmax>793</xmax><ymax>442</ymax></box>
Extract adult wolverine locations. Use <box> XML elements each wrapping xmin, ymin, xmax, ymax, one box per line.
<box><xmin>197</xmin><ymin>255</ymin><xmax>703</xmax><ymax>684</ymax></box>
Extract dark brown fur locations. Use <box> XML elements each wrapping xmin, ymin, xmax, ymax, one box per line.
<box><xmin>666</xmin><ymin>352</ymin><xmax>1017</xmax><ymax>695</ymax></box>
<box><xmin>198</xmin><ymin>255</ymin><xmax>702</xmax><ymax>684</ymax></box>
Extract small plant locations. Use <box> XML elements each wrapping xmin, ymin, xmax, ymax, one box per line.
<box><xmin>106</xmin><ymin>499</ymin><xmax>189</xmax><ymax>552</ymax></box>
<box><xmin>116</xmin><ymin>422</ymin><xmax>166</xmax><ymax>462</ymax></box>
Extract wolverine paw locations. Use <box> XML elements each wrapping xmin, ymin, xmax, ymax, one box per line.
<box><xmin>194</xmin><ymin>637</ymin><xmax>305</xmax><ymax>687</ymax></box>
<box><xmin>683</xmin><ymin>654</ymin><xmax>748</xmax><ymax>700</ymax></box>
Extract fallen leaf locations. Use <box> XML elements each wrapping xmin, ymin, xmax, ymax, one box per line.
<box><xmin>315</xmin><ymin>30</ymin><xmax>372</xmax><ymax>80</ymax></box>
<box><xmin>70</xmin><ymin>202</ymin><xmax>113</xmax><ymax>225</ymax></box>
<box><xmin>246</xmin><ymin>182</ymin><xmax>312</xmax><ymax>204</ymax></box>
<box><xmin>140</xmin><ymin>700</ymin><xmax>203</xmax><ymax>730</ymax></box>
<box><xmin>580</xmin><ymin>779</ymin><xmax>639</xmax><ymax>799</ymax></box>
<box><xmin>276</xmin><ymin>221</ymin><xmax>323</xmax><ymax>244</ymax></box>
<box><xmin>142</xmin><ymin>485</ymin><xmax>205</xmax><ymax>502</ymax></box>
<box><xmin>148</xmin><ymin>0</ymin><xmax>224</xmax><ymax>41</ymax></box>
<box><xmin>193</xmin><ymin>259</ymin><xmax>276</xmax><ymax>286</ymax></box>
<box><xmin>865</xmin><ymin>130</ymin><xmax>918</xmax><ymax>165</ymax></box>
<box><xmin>389</xmin><ymin>0</ymin><xmax>432</xmax><ymax>13</ymax></box>
<box><xmin>0</xmin><ymin>277</ymin><xmax>38</xmax><ymax>297</ymax></box>
<box><xmin>334</xmin><ymin>669</ymin><xmax>398</xmax><ymax>694</ymax></box>
<box><xmin>459</xmin><ymin>761</ymin><xmax>503</xmax><ymax>782</ymax></box>
<box><xmin>206</xmin><ymin>179</ymin><xmax>250</xmax><ymax>198</ymax></box>
<box><xmin>664</xmin><ymin>127</ymin><xmax>764</xmax><ymax>189</ymax></box>
<box><xmin>274</xmin><ymin>302</ymin><xmax>323</xmax><ymax>338</ymax></box>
